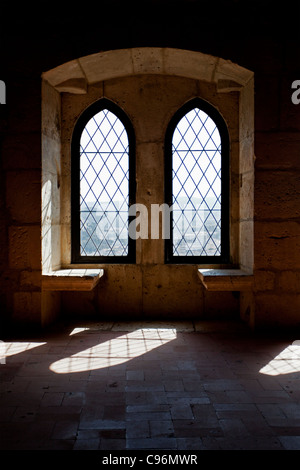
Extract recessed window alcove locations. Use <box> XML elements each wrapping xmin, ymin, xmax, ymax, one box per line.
<box><xmin>41</xmin><ymin>48</ymin><xmax>254</xmax><ymax>326</ymax></box>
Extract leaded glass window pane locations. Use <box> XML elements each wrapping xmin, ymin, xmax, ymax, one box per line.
<box><xmin>172</xmin><ymin>108</ymin><xmax>222</xmax><ymax>257</ymax></box>
<box><xmin>79</xmin><ymin>109</ymin><xmax>130</xmax><ymax>257</ymax></box>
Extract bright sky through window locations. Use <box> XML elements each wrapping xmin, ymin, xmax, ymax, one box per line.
<box><xmin>79</xmin><ymin>109</ymin><xmax>130</xmax><ymax>257</ymax></box>
<box><xmin>172</xmin><ymin>108</ymin><xmax>222</xmax><ymax>257</ymax></box>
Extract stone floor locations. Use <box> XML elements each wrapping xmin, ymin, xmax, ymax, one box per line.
<box><xmin>1</xmin><ymin>320</ymin><xmax>300</xmax><ymax>451</ymax></box>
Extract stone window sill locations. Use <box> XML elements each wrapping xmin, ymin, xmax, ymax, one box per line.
<box><xmin>42</xmin><ymin>268</ymin><xmax>104</xmax><ymax>291</ymax></box>
<box><xmin>198</xmin><ymin>268</ymin><xmax>253</xmax><ymax>291</ymax></box>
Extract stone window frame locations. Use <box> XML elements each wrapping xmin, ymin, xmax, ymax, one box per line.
<box><xmin>41</xmin><ymin>47</ymin><xmax>254</xmax><ymax>293</ymax></box>
<box><xmin>70</xmin><ymin>98</ymin><xmax>136</xmax><ymax>265</ymax></box>
<box><xmin>164</xmin><ymin>97</ymin><xmax>230</xmax><ymax>265</ymax></box>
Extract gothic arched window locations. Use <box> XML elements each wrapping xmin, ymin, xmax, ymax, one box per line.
<box><xmin>165</xmin><ymin>98</ymin><xmax>230</xmax><ymax>264</ymax></box>
<box><xmin>71</xmin><ymin>99</ymin><xmax>136</xmax><ymax>264</ymax></box>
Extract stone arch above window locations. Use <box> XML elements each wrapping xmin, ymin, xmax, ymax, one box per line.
<box><xmin>42</xmin><ymin>48</ymin><xmax>253</xmax><ymax>95</ymax></box>
<box><xmin>42</xmin><ymin>47</ymin><xmax>254</xmax><ymax>277</ymax></box>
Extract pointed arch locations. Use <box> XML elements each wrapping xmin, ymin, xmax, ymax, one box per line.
<box><xmin>41</xmin><ymin>47</ymin><xmax>254</xmax><ymax>332</ymax></box>
<box><xmin>71</xmin><ymin>98</ymin><xmax>136</xmax><ymax>263</ymax></box>
<box><xmin>165</xmin><ymin>98</ymin><xmax>230</xmax><ymax>263</ymax></box>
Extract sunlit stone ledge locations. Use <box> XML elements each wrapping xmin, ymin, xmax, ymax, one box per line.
<box><xmin>42</xmin><ymin>268</ymin><xmax>104</xmax><ymax>291</ymax></box>
<box><xmin>198</xmin><ymin>268</ymin><xmax>253</xmax><ymax>291</ymax></box>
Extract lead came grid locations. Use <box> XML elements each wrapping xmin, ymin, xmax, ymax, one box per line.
<box><xmin>172</xmin><ymin>108</ymin><xmax>222</xmax><ymax>257</ymax></box>
<box><xmin>79</xmin><ymin>110</ymin><xmax>130</xmax><ymax>257</ymax></box>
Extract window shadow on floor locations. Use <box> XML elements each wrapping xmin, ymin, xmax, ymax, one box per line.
<box><xmin>1</xmin><ymin>320</ymin><xmax>300</xmax><ymax>450</ymax></box>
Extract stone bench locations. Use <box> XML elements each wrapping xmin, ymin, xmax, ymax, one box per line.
<box><xmin>198</xmin><ymin>268</ymin><xmax>253</xmax><ymax>291</ymax></box>
<box><xmin>42</xmin><ymin>268</ymin><xmax>104</xmax><ymax>291</ymax></box>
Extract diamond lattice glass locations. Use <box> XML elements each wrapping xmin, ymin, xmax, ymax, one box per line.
<box><xmin>172</xmin><ymin>108</ymin><xmax>222</xmax><ymax>257</ymax></box>
<box><xmin>79</xmin><ymin>109</ymin><xmax>129</xmax><ymax>256</ymax></box>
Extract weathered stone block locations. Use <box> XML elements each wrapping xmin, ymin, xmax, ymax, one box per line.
<box><xmin>6</xmin><ymin>170</ymin><xmax>41</xmax><ymax>224</ymax></box>
<box><xmin>203</xmin><ymin>290</ymin><xmax>239</xmax><ymax>319</ymax></box>
<box><xmin>255</xmin><ymin>170</ymin><xmax>300</xmax><ymax>220</ymax></box>
<box><xmin>20</xmin><ymin>270</ymin><xmax>42</xmax><ymax>290</ymax></box>
<box><xmin>253</xmin><ymin>270</ymin><xmax>276</xmax><ymax>292</ymax></box>
<box><xmin>9</xmin><ymin>225</ymin><xmax>41</xmax><ymax>270</ymax></box>
<box><xmin>254</xmin><ymin>221</ymin><xmax>300</xmax><ymax>270</ymax></box>
<box><xmin>95</xmin><ymin>265</ymin><xmax>143</xmax><ymax>318</ymax></box>
<box><xmin>41</xmin><ymin>291</ymin><xmax>61</xmax><ymax>327</ymax></box>
<box><xmin>240</xmin><ymin>171</ymin><xmax>254</xmax><ymax>221</ymax></box>
<box><xmin>104</xmin><ymin>74</ymin><xmax>198</xmax><ymax>143</ymax></box>
<box><xmin>2</xmin><ymin>133</ymin><xmax>41</xmax><ymax>170</ymax></box>
<box><xmin>240</xmin><ymin>220</ymin><xmax>254</xmax><ymax>271</ymax></box>
<box><xmin>142</xmin><ymin>264</ymin><xmax>203</xmax><ymax>318</ymax></box>
<box><xmin>278</xmin><ymin>271</ymin><xmax>300</xmax><ymax>293</ymax></box>
<box><xmin>164</xmin><ymin>48</ymin><xmax>216</xmax><ymax>82</ymax></box>
<box><xmin>255</xmin><ymin>75</ymin><xmax>280</xmax><ymax>132</ymax></box>
<box><xmin>13</xmin><ymin>292</ymin><xmax>41</xmax><ymax>324</ymax></box>
<box><xmin>255</xmin><ymin>293</ymin><xmax>300</xmax><ymax>329</ymax></box>
<box><xmin>79</xmin><ymin>49</ymin><xmax>133</xmax><ymax>84</ymax></box>
<box><xmin>255</xmin><ymin>132</ymin><xmax>300</xmax><ymax>170</ymax></box>
<box><xmin>132</xmin><ymin>47</ymin><xmax>164</xmax><ymax>75</ymax></box>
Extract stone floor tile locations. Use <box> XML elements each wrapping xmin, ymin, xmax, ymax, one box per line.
<box><xmin>176</xmin><ymin>437</ymin><xmax>204</xmax><ymax>450</ymax></box>
<box><xmin>76</xmin><ymin>429</ymin><xmax>101</xmax><ymax>439</ymax></box>
<box><xmin>126</xmin><ymin>370</ymin><xmax>144</xmax><ymax>381</ymax></box>
<box><xmin>79</xmin><ymin>419</ymin><xmax>126</xmax><ymax>430</ymax></box>
<box><xmin>219</xmin><ymin>418</ymin><xmax>250</xmax><ymax>437</ymax></box>
<box><xmin>214</xmin><ymin>403</ymin><xmax>256</xmax><ymax>412</ymax></box>
<box><xmin>216</xmin><ymin>436</ymin><xmax>282</xmax><ymax>450</ymax></box>
<box><xmin>201</xmin><ymin>436</ymin><xmax>222</xmax><ymax>450</ymax></box>
<box><xmin>191</xmin><ymin>403</ymin><xmax>219</xmax><ymax>422</ymax></box>
<box><xmin>146</xmin><ymin>391</ymin><xmax>168</xmax><ymax>404</ymax></box>
<box><xmin>204</xmin><ymin>379</ymin><xmax>243</xmax><ymax>392</ymax></box>
<box><xmin>163</xmin><ymin>379</ymin><xmax>184</xmax><ymax>392</ymax></box>
<box><xmin>126</xmin><ymin>404</ymin><xmax>169</xmax><ymax>413</ymax></box>
<box><xmin>125</xmin><ymin>381</ymin><xmax>164</xmax><ymax>392</ymax></box>
<box><xmin>126</xmin><ymin>411</ymin><xmax>171</xmax><ymax>421</ymax></box>
<box><xmin>250</xmin><ymin>389</ymin><xmax>291</xmax><ymax>403</ymax></box>
<box><xmin>41</xmin><ymin>392</ymin><xmax>64</xmax><ymax>407</ymax></box>
<box><xmin>62</xmin><ymin>391</ymin><xmax>85</xmax><ymax>407</ymax></box>
<box><xmin>126</xmin><ymin>391</ymin><xmax>148</xmax><ymax>404</ymax></box>
<box><xmin>126</xmin><ymin>437</ymin><xmax>177</xmax><ymax>449</ymax></box>
<box><xmin>126</xmin><ymin>420</ymin><xmax>150</xmax><ymax>438</ymax></box>
<box><xmin>73</xmin><ymin>438</ymin><xmax>100</xmax><ymax>450</ymax></box>
<box><xmin>40</xmin><ymin>439</ymin><xmax>75</xmax><ymax>450</ymax></box>
<box><xmin>182</xmin><ymin>379</ymin><xmax>206</xmax><ymax>392</ymax></box>
<box><xmin>225</xmin><ymin>390</ymin><xmax>254</xmax><ymax>403</ymax></box>
<box><xmin>170</xmin><ymin>404</ymin><xmax>194</xmax><ymax>419</ymax></box>
<box><xmin>150</xmin><ymin>420</ymin><xmax>174</xmax><ymax>438</ymax></box>
<box><xmin>103</xmin><ymin>405</ymin><xmax>126</xmax><ymax>421</ymax></box>
<box><xmin>279</xmin><ymin>436</ymin><xmax>300</xmax><ymax>449</ymax></box>
<box><xmin>3</xmin><ymin>322</ymin><xmax>300</xmax><ymax>450</ymax></box>
<box><xmin>167</xmin><ymin>395</ymin><xmax>210</xmax><ymax>405</ymax></box>
<box><xmin>173</xmin><ymin>419</ymin><xmax>223</xmax><ymax>438</ymax></box>
<box><xmin>279</xmin><ymin>403</ymin><xmax>300</xmax><ymax>419</ymax></box>
<box><xmin>51</xmin><ymin>420</ymin><xmax>78</xmax><ymax>440</ymax></box>
<box><xmin>177</xmin><ymin>360</ymin><xmax>197</xmax><ymax>370</ymax></box>
<box><xmin>100</xmin><ymin>438</ymin><xmax>126</xmax><ymax>449</ymax></box>
<box><xmin>257</xmin><ymin>403</ymin><xmax>287</xmax><ymax>421</ymax></box>
<box><xmin>99</xmin><ymin>429</ymin><xmax>126</xmax><ymax>439</ymax></box>
<box><xmin>243</xmin><ymin>415</ymin><xmax>276</xmax><ymax>437</ymax></box>
<box><xmin>11</xmin><ymin>406</ymin><xmax>38</xmax><ymax>422</ymax></box>
<box><xmin>36</xmin><ymin>405</ymin><xmax>82</xmax><ymax>423</ymax></box>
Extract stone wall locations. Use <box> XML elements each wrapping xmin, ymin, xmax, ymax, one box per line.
<box><xmin>0</xmin><ymin>1</ymin><xmax>299</xmax><ymax>331</ymax></box>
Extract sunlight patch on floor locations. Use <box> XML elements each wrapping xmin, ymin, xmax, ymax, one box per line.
<box><xmin>0</xmin><ymin>342</ymin><xmax>47</xmax><ymax>360</ymax></box>
<box><xmin>50</xmin><ymin>328</ymin><xmax>177</xmax><ymax>374</ymax></box>
<box><xmin>259</xmin><ymin>342</ymin><xmax>300</xmax><ymax>376</ymax></box>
